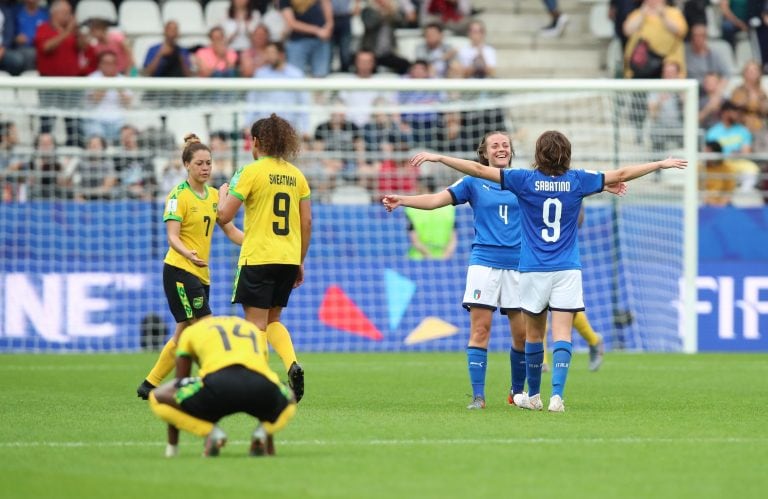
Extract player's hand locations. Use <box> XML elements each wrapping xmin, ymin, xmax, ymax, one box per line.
<box><xmin>659</xmin><ymin>157</ymin><xmax>687</xmax><ymax>170</ymax></box>
<box><xmin>293</xmin><ymin>264</ymin><xmax>304</xmax><ymax>288</ymax></box>
<box><xmin>188</xmin><ymin>251</ymin><xmax>207</xmax><ymax>267</ymax></box>
<box><xmin>381</xmin><ymin>194</ymin><xmax>402</xmax><ymax>212</ymax></box>
<box><xmin>410</xmin><ymin>152</ymin><xmax>441</xmax><ymax>168</ymax></box>
<box><xmin>218</xmin><ymin>182</ymin><xmax>229</xmax><ymax>199</ymax></box>
<box><xmin>604</xmin><ymin>182</ymin><xmax>628</xmax><ymax>196</ymax></box>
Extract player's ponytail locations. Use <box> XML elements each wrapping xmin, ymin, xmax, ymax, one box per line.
<box><xmin>181</xmin><ymin>133</ymin><xmax>211</xmax><ymax>165</ymax></box>
<box><xmin>250</xmin><ymin>113</ymin><xmax>300</xmax><ymax>161</ymax></box>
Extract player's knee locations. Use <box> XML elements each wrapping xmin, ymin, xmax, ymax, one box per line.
<box><xmin>263</xmin><ymin>402</ymin><xmax>296</xmax><ymax>434</ymax></box>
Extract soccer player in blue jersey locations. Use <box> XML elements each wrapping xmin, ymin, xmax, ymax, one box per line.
<box><xmin>383</xmin><ymin>131</ymin><xmax>528</xmax><ymax>409</ymax></box>
<box><xmin>411</xmin><ymin>130</ymin><xmax>686</xmax><ymax>412</ymax></box>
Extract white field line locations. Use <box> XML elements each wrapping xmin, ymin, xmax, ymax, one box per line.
<box><xmin>1</xmin><ymin>437</ymin><xmax>765</xmax><ymax>449</ymax></box>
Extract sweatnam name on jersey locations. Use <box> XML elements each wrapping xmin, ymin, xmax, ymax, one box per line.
<box><xmin>269</xmin><ymin>174</ymin><xmax>297</xmax><ymax>186</ymax></box>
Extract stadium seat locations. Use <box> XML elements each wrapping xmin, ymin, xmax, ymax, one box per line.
<box><xmin>588</xmin><ymin>3</ymin><xmax>614</xmax><ymax>40</ymax></box>
<box><xmin>205</xmin><ymin>0</ymin><xmax>230</xmax><ymax>29</ymax></box>
<box><xmin>162</xmin><ymin>0</ymin><xmax>207</xmax><ymax>36</ymax></box>
<box><xmin>132</xmin><ymin>35</ymin><xmax>163</xmax><ymax>70</ymax></box>
<box><xmin>75</xmin><ymin>0</ymin><xmax>117</xmax><ymax>24</ymax></box>
<box><xmin>735</xmin><ymin>39</ymin><xmax>755</xmax><ymax>72</ymax></box>
<box><xmin>164</xmin><ymin>110</ymin><xmax>209</xmax><ymax>145</ymax></box>
<box><xmin>708</xmin><ymin>38</ymin><xmax>737</xmax><ymax>76</ymax></box>
<box><xmin>178</xmin><ymin>36</ymin><xmax>209</xmax><ymax>51</ymax></box>
<box><xmin>445</xmin><ymin>35</ymin><xmax>470</xmax><ymax>52</ymax></box>
<box><xmin>119</xmin><ymin>1</ymin><xmax>163</xmax><ymax>36</ymax></box>
<box><xmin>706</xmin><ymin>5</ymin><xmax>722</xmax><ymax>39</ymax></box>
<box><xmin>396</xmin><ymin>37</ymin><xmax>420</xmax><ymax>62</ymax></box>
<box><xmin>351</xmin><ymin>13</ymin><xmax>364</xmax><ymax>37</ymax></box>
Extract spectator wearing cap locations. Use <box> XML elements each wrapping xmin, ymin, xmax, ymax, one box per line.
<box><xmin>705</xmin><ymin>100</ymin><xmax>753</xmax><ymax>155</ymax></box>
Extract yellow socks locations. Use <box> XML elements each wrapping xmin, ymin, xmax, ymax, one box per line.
<box><xmin>146</xmin><ymin>338</ymin><xmax>177</xmax><ymax>386</ymax></box>
<box><xmin>266</xmin><ymin>322</ymin><xmax>297</xmax><ymax>372</ymax></box>
<box><xmin>149</xmin><ymin>392</ymin><xmax>213</xmax><ymax>437</ymax></box>
<box><xmin>574</xmin><ymin>312</ymin><xmax>600</xmax><ymax>346</ymax></box>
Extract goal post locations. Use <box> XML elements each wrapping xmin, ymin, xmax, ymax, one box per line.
<box><xmin>0</xmin><ymin>76</ymin><xmax>698</xmax><ymax>353</ymax></box>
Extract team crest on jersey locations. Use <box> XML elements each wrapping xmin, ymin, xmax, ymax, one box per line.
<box><xmin>473</xmin><ymin>289</ymin><xmax>481</xmax><ymax>300</ymax></box>
<box><xmin>193</xmin><ymin>297</ymin><xmax>204</xmax><ymax>309</ymax></box>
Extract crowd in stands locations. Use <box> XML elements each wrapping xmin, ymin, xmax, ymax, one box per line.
<box><xmin>0</xmin><ymin>0</ymin><xmax>767</xmax><ymax>205</ymax></box>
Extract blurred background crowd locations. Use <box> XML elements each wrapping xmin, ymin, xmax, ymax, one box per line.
<box><xmin>0</xmin><ymin>0</ymin><xmax>766</xmax><ymax>206</ymax></box>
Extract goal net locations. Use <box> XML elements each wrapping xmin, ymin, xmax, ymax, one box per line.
<box><xmin>0</xmin><ymin>77</ymin><xmax>698</xmax><ymax>353</ymax></box>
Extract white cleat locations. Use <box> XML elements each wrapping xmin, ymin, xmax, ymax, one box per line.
<box><xmin>548</xmin><ymin>395</ymin><xmax>565</xmax><ymax>412</ymax></box>
<box><xmin>165</xmin><ymin>443</ymin><xmax>179</xmax><ymax>458</ymax></box>
<box><xmin>514</xmin><ymin>393</ymin><xmax>543</xmax><ymax>411</ymax></box>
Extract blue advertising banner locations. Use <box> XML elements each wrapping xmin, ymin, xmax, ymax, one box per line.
<box><xmin>1</xmin><ymin>203</ymin><xmax>766</xmax><ymax>352</ymax></box>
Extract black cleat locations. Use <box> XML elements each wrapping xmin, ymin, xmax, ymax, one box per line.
<box><xmin>136</xmin><ymin>379</ymin><xmax>156</xmax><ymax>400</ymax></box>
<box><xmin>287</xmin><ymin>362</ymin><xmax>304</xmax><ymax>403</ymax></box>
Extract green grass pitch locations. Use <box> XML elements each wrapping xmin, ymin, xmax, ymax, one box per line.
<box><xmin>1</xmin><ymin>352</ymin><xmax>766</xmax><ymax>499</ymax></box>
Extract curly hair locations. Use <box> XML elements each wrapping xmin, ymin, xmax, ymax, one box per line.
<box><xmin>476</xmin><ymin>130</ymin><xmax>514</xmax><ymax>167</ymax></box>
<box><xmin>250</xmin><ymin>114</ymin><xmax>300</xmax><ymax>161</ymax></box>
<box><xmin>534</xmin><ymin>130</ymin><xmax>571</xmax><ymax>176</ymax></box>
<box><xmin>181</xmin><ymin>133</ymin><xmax>211</xmax><ymax>164</ymax></box>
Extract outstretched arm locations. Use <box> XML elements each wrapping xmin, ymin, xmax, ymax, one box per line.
<box><xmin>604</xmin><ymin>157</ymin><xmax>687</xmax><ymax>185</ymax></box>
<box><xmin>410</xmin><ymin>152</ymin><xmax>501</xmax><ymax>183</ymax></box>
<box><xmin>382</xmin><ymin>190</ymin><xmax>453</xmax><ymax>212</ymax></box>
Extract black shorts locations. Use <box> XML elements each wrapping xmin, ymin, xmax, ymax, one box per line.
<box><xmin>163</xmin><ymin>264</ymin><xmax>211</xmax><ymax>323</ymax></box>
<box><xmin>232</xmin><ymin>264</ymin><xmax>300</xmax><ymax>309</ymax></box>
<box><xmin>177</xmin><ymin>365</ymin><xmax>290</xmax><ymax>424</ymax></box>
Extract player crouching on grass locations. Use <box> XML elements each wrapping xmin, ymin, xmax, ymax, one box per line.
<box><xmin>148</xmin><ymin>315</ymin><xmax>297</xmax><ymax>457</ymax></box>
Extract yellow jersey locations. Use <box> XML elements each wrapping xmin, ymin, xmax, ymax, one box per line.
<box><xmin>229</xmin><ymin>157</ymin><xmax>310</xmax><ymax>266</ymax></box>
<box><xmin>176</xmin><ymin>316</ymin><xmax>279</xmax><ymax>381</ymax></box>
<box><xmin>163</xmin><ymin>181</ymin><xmax>219</xmax><ymax>284</ymax></box>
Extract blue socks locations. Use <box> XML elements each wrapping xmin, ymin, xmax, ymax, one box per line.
<box><xmin>467</xmin><ymin>347</ymin><xmax>488</xmax><ymax>398</ymax></box>
<box><xmin>525</xmin><ymin>341</ymin><xmax>544</xmax><ymax>397</ymax></box>
<box><xmin>510</xmin><ymin>347</ymin><xmax>526</xmax><ymax>395</ymax></box>
<box><xmin>551</xmin><ymin>341</ymin><xmax>572</xmax><ymax>398</ymax></box>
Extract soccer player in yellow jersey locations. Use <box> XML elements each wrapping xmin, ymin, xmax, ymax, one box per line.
<box><xmin>148</xmin><ymin>316</ymin><xmax>297</xmax><ymax>457</ymax></box>
<box><xmin>217</xmin><ymin>114</ymin><xmax>312</xmax><ymax>402</ymax></box>
<box><xmin>136</xmin><ymin>134</ymin><xmax>244</xmax><ymax>399</ymax></box>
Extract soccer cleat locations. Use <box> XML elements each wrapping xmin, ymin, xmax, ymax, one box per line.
<box><xmin>203</xmin><ymin>426</ymin><xmax>227</xmax><ymax>457</ymax></box>
<box><xmin>287</xmin><ymin>361</ymin><xmax>304</xmax><ymax>403</ymax></box>
<box><xmin>548</xmin><ymin>395</ymin><xmax>565</xmax><ymax>413</ymax></box>
<box><xmin>540</xmin><ymin>14</ymin><xmax>569</xmax><ymax>38</ymax></box>
<box><xmin>165</xmin><ymin>444</ymin><xmax>179</xmax><ymax>458</ymax></box>
<box><xmin>507</xmin><ymin>391</ymin><xmax>527</xmax><ymax>406</ymax></box>
<box><xmin>249</xmin><ymin>424</ymin><xmax>275</xmax><ymax>456</ymax></box>
<box><xmin>466</xmin><ymin>395</ymin><xmax>486</xmax><ymax>410</ymax></box>
<box><xmin>136</xmin><ymin>379</ymin><xmax>156</xmax><ymax>400</ymax></box>
<box><xmin>589</xmin><ymin>334</ymin><xmax>605</xmax><ymax>372</ymax></box>
<box><xmin>514</xmin><ymin>393</ymin><xmax>543</xmax><ymax>411</ymax></box>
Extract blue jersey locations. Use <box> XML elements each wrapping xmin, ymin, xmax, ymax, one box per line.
<box><xmin>448</xmin><ymin>174</ymin><xmax>521</xmax><ymax>270</ymax></box>
<box><xmin>500</xmin><ymin>168</ymin><xmax>604</xmax><ymax>272</ymax></box>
